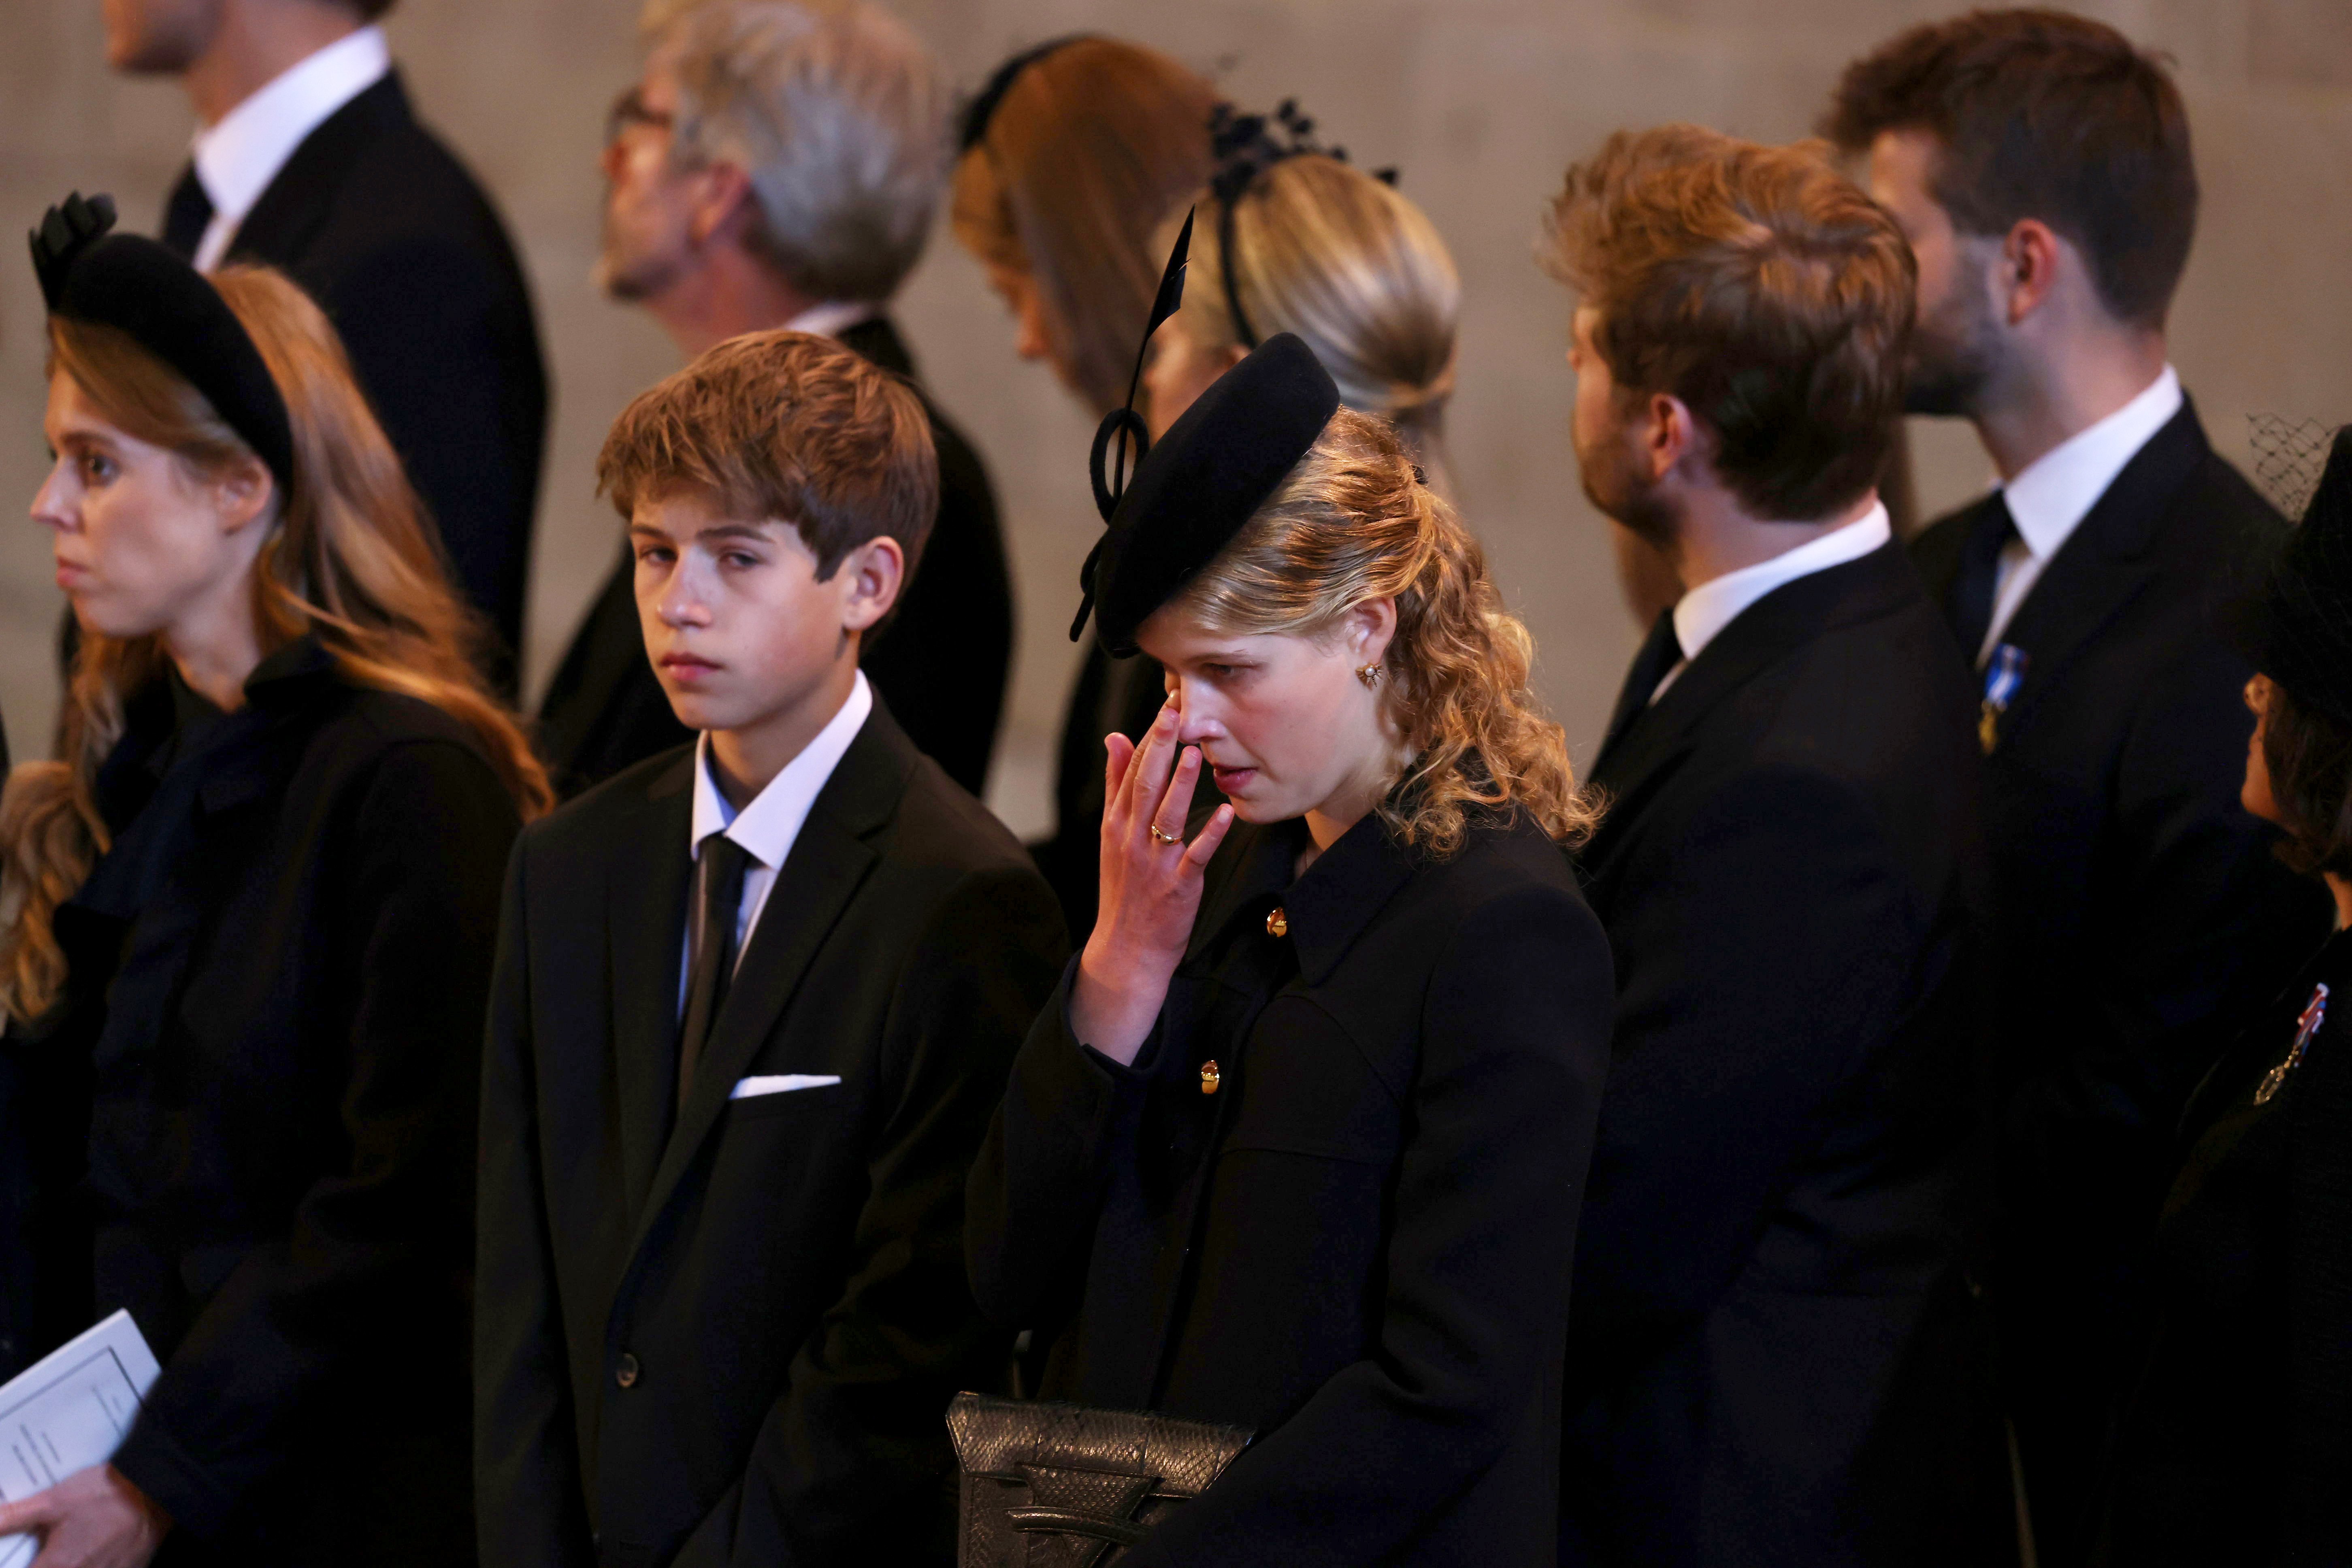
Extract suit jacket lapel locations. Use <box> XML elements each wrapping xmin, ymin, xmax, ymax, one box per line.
<box><xmin>1986</xmin><ymin>402</ymin><xmax>2209</xmax><ymax>746</ymax></box>
<box><xmin>624</xmin><ymin>709</ymin><xmax>914</xmax><ymax>1261</ymax></box>
<box><xmin>607</xmin><ymin>753</ymin><xmax>696</xmax><ymax>1221</ymax></box>
<box><xmin>224</xmin><ymin>73</ymin><xmax>409</xmax><ymax>266</ymax></box>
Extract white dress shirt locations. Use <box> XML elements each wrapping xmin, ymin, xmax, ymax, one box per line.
<box><xmin>1652</xmin><ymin>501</ymin><xmax>1893</xmax><ymax>703</ymax></box>
<box><xmin>188</xmin><ymin>26</ymin><xmax>392</xmax><ymax>271</ymax></box>
<box><xmin>782</xmin><ymin>300</ymin><xmax>880</xmax><ymax>339</ymax></box>
<box><xmin>681</xmin><ymin>670</ymin><xmax>873</xmax><ymax>1012</ymax></box>
<box><xmin>1974</xmin><ymin>364</ymin><xmax>2183</xmax><ymax>666</ymax></box>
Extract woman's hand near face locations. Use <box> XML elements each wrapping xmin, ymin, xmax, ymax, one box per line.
<box><xmin>1072</xmin><ymin>698</ymin><xmax>1236</xmax><ymax>1066</ymax></box>
<box><xmin>0</xmin><ymin>1465</ymin><xmax>168</xmax><ymax>1568</ymax></box>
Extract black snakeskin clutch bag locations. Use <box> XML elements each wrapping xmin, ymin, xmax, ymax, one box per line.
<box><xmin>947</xmin><ymin>1392</ymin><xmax>1253</xmax><ymax>1567</ymax></box>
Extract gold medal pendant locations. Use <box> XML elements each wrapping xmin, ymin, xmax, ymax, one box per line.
<box><xmin>1978</xmin><ymin>701</ymin><xmax>2000</xmax><ymax>756</ymax></box>
<box><xmin>1199</xmin><ymin>1060</ymin><xmax>1221</xmax><ymax>1095</ymax></box>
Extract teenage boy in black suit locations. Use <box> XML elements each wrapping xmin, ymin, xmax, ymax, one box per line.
<box><xmin>108</xmin><ymin>0</ymin><xmax>548</xmax><ymax>692</ymax></box>
<box><xmin>1544</xmin><ymin>126</ymin><xmax>2001</xmax><ymax>1566</ymax></box>
<box><xmin>1826</xmin><ymin>17</ymin><xmax>2333</xmax><ymax>1557</ymax></box>
<box><xmin>541</xmin><ymin>0</ymin><xmax>1012</xmax><ymax>799</ymax></box>
<box><xmin>474</xmin><ymin>330</ymin><xmax>1065</xmax><ymax>1567</ymax></box>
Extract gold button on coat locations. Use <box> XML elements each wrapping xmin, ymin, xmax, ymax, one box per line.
<box><xmin>1200</xmin><ymin>1060</ymin><xmax>1221</xmax><ymax>1095</ymax></box>
<box><xmin>1265</xmin><ymin>906</ymin><xmax>1288</xmax><ymax>939</ymax></box>
<box><xmin>615</xmin><ymin>1353</ymin><xmax>640</xmax><ymax>1389</ymax></box>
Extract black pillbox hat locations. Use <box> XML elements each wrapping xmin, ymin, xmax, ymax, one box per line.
<box><xmin>30</xmin><ymin>191</ymin><xmax>297</xmax><ymax>494</ymax></box>
<box><xmin>2238</xmin><ymin>426</ymin><xmax>2352</xmax><ymax>726</ymax></box>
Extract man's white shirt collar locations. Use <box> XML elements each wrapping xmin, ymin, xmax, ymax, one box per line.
<box><xmin>1998</xmin><ymin>365</ymin><xmax>2182</xmax><ymax>563</ymax></box>
<box><xmin>783</xmin><ymin>300</ymin><xmax>880</xmax><ymax>339</ymax></box>
<box><xmin>690</xmin><ymin>669</ymin><xmax>873</xmax><ymax>873</ymax></box>
<box><xmin>1654</xmin><ymin>500</ymin><xmax>1892</xmax><ymax>701</ymax></box>
<box><xmin>190</xmin><ymin>26</ymin><xmax>391</xmax><ymax>270</ymax></box>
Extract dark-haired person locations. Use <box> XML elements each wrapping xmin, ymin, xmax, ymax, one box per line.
<box><xmin>966</xmin><ymin>327</ymin><xmax>1611</xmax><ymax>1563</ymax></box>
<box><xmin>2100</xmin><ymin>428</ymin><xmax>2352</xmax><ymax>1566</ymax></box>
<box><xmin>953</xmin><ymin>35</ymin><xmax>1217</xmax><ymax>935</ymax></box>
<box><xmin>1826</xmin><ymin>16</ymin><xmax>2333</xmax><ymax>1556</ymax></box>
<box><xmin>475</xmin><ymin>331</ymin><xmax>1063</xmax><ymax>1567</ymax></box>
<box><xmin>541</xmin><ymin>0</ymin><xmax>1012</xmax><ymax>799</ymax></box>
<box><xmin>0</xmin><ymin>199</ymin><xmax>544</xmax><ymax>1567</ymax></box>
<box><xmin>1541</xmin><ymin>127</ymin><xmax>2001</xmax><ymax>1565</ymax></box>
<box><xmin>108</xmin><ymin>0</ymin><xmax>548</xmax><ymax>693</ymax></box>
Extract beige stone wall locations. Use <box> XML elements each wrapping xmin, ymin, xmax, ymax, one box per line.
<box><xmin>3</xmin><ymin>0</ymin><xmax>2347</xmax><ymax>836</ymax></box>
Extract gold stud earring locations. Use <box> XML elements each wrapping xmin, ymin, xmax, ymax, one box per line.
<box><xmin>1356</xmin><ymin>664</ymin><xmax>1383</xmax><ymax>688</ymax></box>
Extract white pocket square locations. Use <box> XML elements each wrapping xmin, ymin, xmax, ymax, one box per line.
<box><xmin>729</xmin><ymin>1074</ymin><xmax>842</xmax><ymax>1100</ymax></box>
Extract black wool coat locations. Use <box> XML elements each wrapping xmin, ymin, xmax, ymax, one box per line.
<box><xmin>0</xmin><ymin>641</ymin><xmax>520</xmax><ymax>1566</ymax></box>
<box><xmin>2101</xmin><ymin>927</ymin><xmax>2352</xmax><ymax>1565</ymax></box>
<box><xmin>163</xmin><ymin>73</ymin><xmax>548</xmax><ymax>691</ymax></box>
<box><xmin>967</xmin><ymin>810</ymin><xmax>1614</xmax><ymax>1566</ymax></box>
<box><xmin>1909</xmin><ymin>400</ymin><xmax>2335</xmax><ymax>1558</ymax></box>
<box><xmin>475</xmin><ymin>703</ymin><xmax>1066</xmax><ymax>1568</ymax></box>
<box><xmin>535</xmin><ymin>316</ymin><xmax>1012</xmax><ymax>800</ymax></box>
<box><xmin>1564</xmin><ymin>541</ymin><xmax>2004</xmax><ymax>1567</ymax></box>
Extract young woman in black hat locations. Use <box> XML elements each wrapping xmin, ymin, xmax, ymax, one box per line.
<box><xmin>964</xmin><ymin>313</ymin><xmax>1614</xmax><ymax>1562</ymax></box>
<box><xmin>0</xmin><ymin>197</ymin><xmax>545</xmax><ymax>1567</ymax></box>
<box><xmin>2099</xmin><ymin>428</ymin><xmax>2352</xmax><ymax>1565</ymax></box>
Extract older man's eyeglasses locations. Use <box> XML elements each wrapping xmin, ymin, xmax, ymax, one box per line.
<box><xmin>606</xmin><ymin>86</ymin><xmax>675</xmax><ymax>145</ymax></box>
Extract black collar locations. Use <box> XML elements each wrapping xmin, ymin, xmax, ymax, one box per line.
<box><xmin>225</xmin><ymin>73</ymin><xmax>413</xmax><ymax>265</ymax></box>
<box><xmin>1185</xmin><ymin>809</ymin><xmax>1421</xmax><ymax>987</ymax></box>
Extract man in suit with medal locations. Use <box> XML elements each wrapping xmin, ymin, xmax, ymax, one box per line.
<box><xmin>107</xmin><ymin>0</ymin><xmax>548</xmax><ymax>695</ymax></box>
<box><xmin>1544</xmin><ymin>125</ymin><xmax>2003</xmax><ymax>1566</ymax></box>
<box><xmin>474</xmin><ymin>332</ymin><xmax>1063</xmax><ymax>1566</ymax></box>
<box><xmin>542</xmin><ymin>0</ymin><xmax>1014</xmax><ymax>800</ymax></box>
<box><xmin>1827</xmin><ymin>15</ymin><xmax>2335</xmax><ymax>1559</ymax></box>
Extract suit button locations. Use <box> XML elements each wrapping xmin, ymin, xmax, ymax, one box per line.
<box><xmin>615</xmin><ymin>1353</ymin><xmax>640</xmax><ymax>1389</ymax></box>
<box><xmin>1265</xmin><ymin>906</ymin><xmax>1288</xmax><ymax>938</ymax></box>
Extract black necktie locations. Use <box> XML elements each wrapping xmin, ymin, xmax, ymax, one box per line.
<box><xmin>1599</xmin><ymin>609</ymin><xmax>1685</xmax><ymax>763</ymax></box>
<box><xmin>1947</xmin><ymin>493</ymin><xmax>2020</xmax><ymax>663</ymax></box>
<box><xmin>677</xmin><ymin>834</ymin><xmax>755</xmax><ymax>1106</ymax></box>
<box><xmin>161</xmin><ymin>167</ymin><xmax>214</xmax><ymax>261</ymax></box>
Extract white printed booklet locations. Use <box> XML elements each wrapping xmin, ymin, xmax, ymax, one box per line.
<box><xmin>0</xmin><ymin>1311</ymin><xmax>161</xmax><ymax>1568</ymax></box>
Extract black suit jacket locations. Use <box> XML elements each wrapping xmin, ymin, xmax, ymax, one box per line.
<box><xmin>166</xmin><ymin>72</ymin><xmax>548</xmax><ymax>690</ymax></box>
<box><xmin>1909</xmin><ymin>401</ymin><xmax>2333</xmax><ymax>1556</ymax></box>
<box><xmin>475</xmin><ymin>702</ymin><xmax>1065</xmax><ymax>1568</ymax></box>
<box><xmin>535</xmin><ymin>317</ymin><xmax>1010</xmax><ymax>801</ymax></box>
<box><xmin>969</xmin><ymin>810</ymin><xmax>1614</xmax><ymax>1566</ymax></box>
<box><xmin>1564</xmin><ymin>541</ymin><xmax>1998</xmax><ymax>1567</ymax></box>
<box><xmin>2101</xmin><ymin>927</ymin><xmax>2352</xmax><ymax>1565</ymax></box>
<box><xmin>0</xmin><ymin>641</ymin><xmax>518</xmax><ymax>1566</ymax></box>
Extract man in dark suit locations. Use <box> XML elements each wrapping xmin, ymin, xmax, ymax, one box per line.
<box><xmin>1543</xmin><ymin>126</ymin><xmax>2002</xmax><ymax>1566</ymax></box>
<box><xmin>476</xmin><ymin>331</ymin><xmax>1063</xmax><ymax>1566</ymax></box>
<box><xmin>109</xmin><ymin>0</ymin><xmax>548</xmax><ymax>693</ymax></box>
<box><xmin>543</xmin><ymin>0</ymin><xmax>1012</xmax><ymax>799</ymax></box>
<box><xmin>1826</xmin><ymin>16</ymin><xmax>2334</xmax><ymax>1559</ymax></box>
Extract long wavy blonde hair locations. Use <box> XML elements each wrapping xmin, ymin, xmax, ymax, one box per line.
<box><xmin>1165</xmin><ymin>407</ymin><xmax>1595</xmax><ymax>856</ymax></box>
<box><xmin>0</xmin><ymin>266</ymin><xmax>552</xmax><ymax>1027</ymax></box>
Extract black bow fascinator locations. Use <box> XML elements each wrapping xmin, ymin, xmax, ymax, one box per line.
<box><xmin>31</xmin><ymin>191</ymin><xmax>296</xmax><ymax>494</ymax></box>
<box><xmin>959</xmin><ymin>35</ymin><xmax>1092</xmax><ymax>153</ymax></box>
<box><xmin>2235</xmin><ymin>425</ymin><xmax>2352</xmax><ymax>725</ymax></box>
<box><xmin>1208</xmin><ymin>99</ymin><xmax>1396</xmax><ymax>349</ymax></box>
<box><xmin>1070</xmin><ymin>215</ymin><xmax>1341</xmax><ymax>656</ymax></box>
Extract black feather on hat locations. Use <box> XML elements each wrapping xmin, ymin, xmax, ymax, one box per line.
<box><xmin>30</xmin><ymin>190</ymin><xmax>296</xmax><ymax>494</ymax></box>
<box><xmin>1071</xmin><ymin>215</ymin><xmax>1340</xmax><ymax>656</ymax></box>
<box><xmin>2235</xmin><ymin>425</ymin><xmax>2352</xmax><ymax>725</ymax></box>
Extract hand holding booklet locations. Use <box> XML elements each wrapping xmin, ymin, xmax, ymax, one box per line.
<box><xmin>0</xmin><ymin>1312</ymin><xmax>160</xmax><ymax>1568</ymax></box>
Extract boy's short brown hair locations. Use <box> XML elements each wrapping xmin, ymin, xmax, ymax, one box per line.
<box><xmin>1541</xmin><ymin>124</ymin><xmax>1915</xmax><ymax>522</ymax></box>
<box><xmin>598</xmin><ymin>328</ymin><xmax>939</xmax><ymax>601</ymax></box>
<box><xmin>1822</xmin><ymin>9</ymin><xmax>2196</xmax><ymax>329</ymax></box>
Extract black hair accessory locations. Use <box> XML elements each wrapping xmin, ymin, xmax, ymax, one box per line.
<box><xmin>1207</xmin><ymin>99</ymin><xmax>1397</xmax><ymax>349</ymax></box>
<box><xmin>2232</xmin><ymin>424</ymin><xmax>2352</xmax><ymax>725</ymax></box>
<box><xmin>31</xmin><ymin>191</ymin><xmax>296</xmax><ymax>494</ymax></box>
<box><xmin>959</xmin><ymin>35</ymin><xmax>1092</xmax><ymax>153</ymax></box>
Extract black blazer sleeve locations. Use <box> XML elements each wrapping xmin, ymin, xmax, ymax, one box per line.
<box><xmin>1574</xmin><ymin>765</ymin><xmax>1926</xmax><ymax>1332</ymax></box>
<box><xmin>108</xmin><ymin>738</ymin><xmax>517</xmax><ymax>1538</ymax></box>
<box><xmin>474</xmin><ymin>833</ymin><xmax>595</xmax><ymax>1568</ymax></box>
<box><xmin>2287</xmin><ymin>1046</ymin><xmax>2352</xmax><ymax>1556</ymax></box>
<box><xmin>667</xmin><ymin>865</ymin><xmax>1065</xmax><ymax>1568</ymax></box>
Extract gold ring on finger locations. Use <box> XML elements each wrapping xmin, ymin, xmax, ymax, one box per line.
<box><xmin>1149</xmin><ymin>824</ymin><xmax>1182</xmax><ymax>846</ymax></box>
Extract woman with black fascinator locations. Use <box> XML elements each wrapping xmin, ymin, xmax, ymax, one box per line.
<box><xmin>0</xmin><ymin>196</ymin><xmax>544</xmax><ymax>1566</ymax></box>
<box><xmin>961</xmin><ymin>224</ymin><xmax>1613</xmax><ymax>1560</ymax></box>
<box><xmin>2099</xmin><ymin>428</ymin><xmax>2352</xmax><ymax>1564</ymax></box>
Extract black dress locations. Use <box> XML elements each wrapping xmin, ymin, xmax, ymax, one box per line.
<box><xmin>0</xmin><ymin>640</ymin><xmax>520</xmax><ymax>1566</ymax></box>
<box><xmin>967</xmin><ymin>807</ymin><xmax>1614</xmax><ymax>1565</ymax></box>
<box><xmin>2101</xmin><ymin>926</ymin><xmax>2352</xmax><ymax>1565</ymax></box>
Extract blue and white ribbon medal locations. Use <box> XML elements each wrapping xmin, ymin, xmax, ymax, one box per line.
<box><xmin>1978</xmin><ymin>643</ymin><xmax>2028</xmax><ymax>755</ymax></box>
<box><xmin>2256</xmin><ymin>982</ymin><xmax>2329</xmax><ymax>1105</ymax></box>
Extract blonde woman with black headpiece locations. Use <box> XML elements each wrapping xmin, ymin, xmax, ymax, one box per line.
<box><xmin>1144</xmin><ymin>100</ymin><xmax>1462</xmax><ymax>493</ymax></box>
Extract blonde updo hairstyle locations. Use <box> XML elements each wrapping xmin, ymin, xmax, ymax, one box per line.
<box><xmin>0</xmin><ymin>266</ymin><xmax>552</xmax><ymax>1027</ymax></box>
<box><xmin>1177</xmin><ymin>155</ymin><xmax>1460</xmax><ymax>487</ymax></box>
<box><xmin>1165</xmin><ymin>407</ymin><xmax>1593</xmax><ymax>857</ymax></box>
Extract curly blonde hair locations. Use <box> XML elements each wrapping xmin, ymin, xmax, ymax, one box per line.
<box><xmin>1166</xmin><ymin>407</ymin><xmax>1596</xmax><ymax>856</ymax></box>
<box><xmin>0</xmin><ymin>267</ymin><xmax>551</xmax><ymax>1027</ymax></box>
